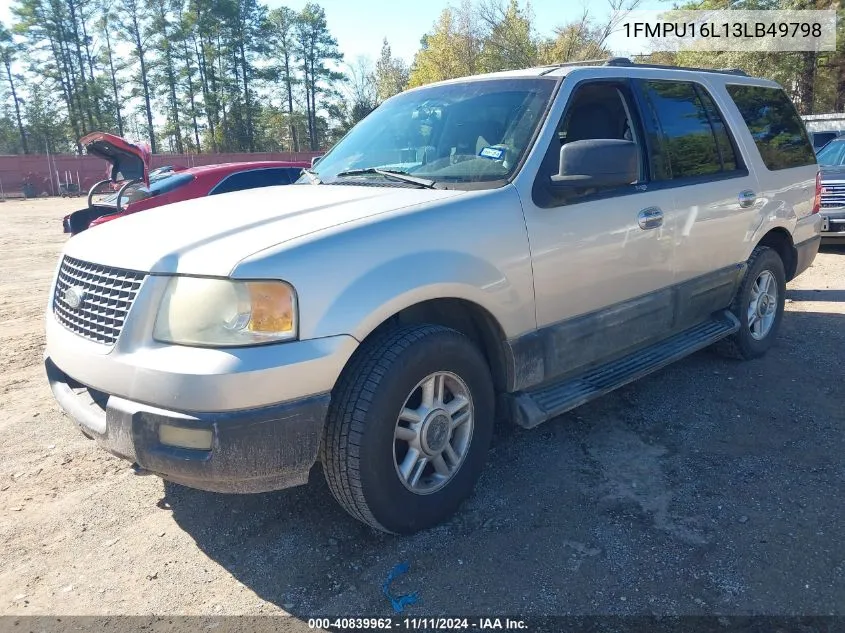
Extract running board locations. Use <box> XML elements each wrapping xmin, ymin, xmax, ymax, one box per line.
<box><xmin>510</xmin><ymin>311</ymin><xmax>740</xmax><ymax>429</ymax></box>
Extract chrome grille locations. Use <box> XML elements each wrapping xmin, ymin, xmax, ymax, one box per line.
<box><xmin>53</xmin><ymin>256</ymin><xmax>146</xmax><ymax>346</ymax></box>
<box><xmin>821</xmin><ymin>183</ymin><xmax>845</xmax><ymax>209</ymax></box>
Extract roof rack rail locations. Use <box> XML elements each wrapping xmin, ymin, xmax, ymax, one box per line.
<box><xmin>607</xmin><ymin>56</ymin><xmax>749</xmax><ymax>76</ymax></box>
<box><xmin>537</xmin><ymin>58</ymin><xmax>621</xmax><ymax>75</ymax></box>
<box><xmin>540</xmin><ymin>56</ymin><xmax>749</xmax><ymax>77</ymax></box>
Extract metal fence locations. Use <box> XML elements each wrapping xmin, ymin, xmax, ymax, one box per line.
<box><xmin>0</xmin><ymin>151</ymin><xmax>322</xmax><ymax>198</ymax></box>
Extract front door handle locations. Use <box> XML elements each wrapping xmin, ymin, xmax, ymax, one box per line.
<box><xmin>638</xmin><ymin>207</ymin><xmax>663</xmax><ymax>230</ymax></box>
<box><xmin>738</xmin><ymin>190</ymin><xmax>757</xmax><ymax>208</ymax></box>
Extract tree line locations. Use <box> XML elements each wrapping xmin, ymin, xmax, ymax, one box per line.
<box><xmin>0</xmin><ymin>0</ymin><xmax>410</xmax><ymax>154</ymax></box>
<box><xmin>0</xmin><ymin>0</ymin><xmax>842</xmax><ymax>156</ymax></box>
<box><xmin>407</xmin><ymin>0</ymin><xmax>844</xmax><ymax>117</ymax></box>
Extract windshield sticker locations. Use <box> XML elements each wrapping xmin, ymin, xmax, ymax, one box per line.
<box><xmin>478</xmin><ymin>146</ymin><xmax>505</xmax><ymax>160</ymax></box>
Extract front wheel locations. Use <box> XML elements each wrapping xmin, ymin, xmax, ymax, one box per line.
<box><xmin>715</xmin><ymin>245</ymin><xmax>786</xmax><ymax>360</ymax></box>
<box><xmin>321</xmin><ymin>324</ymin><xmax>495</xmax><ymax>534</ymax></box>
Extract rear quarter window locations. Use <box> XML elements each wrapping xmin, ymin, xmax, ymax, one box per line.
<box><xmin>726</xmin><ymin>85</ymin><xmax>816</xmax><ymax>171</ymax></box>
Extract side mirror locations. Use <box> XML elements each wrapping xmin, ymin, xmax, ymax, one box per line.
<box><xmin>311</xmin><ymin>155</ymin><xmax>323</xmax><ymax>168</ymax></box>
<box><xmin>551</xmin><ymin>139</ymin><xmax>638</xmax><ymax>191</ymax></box>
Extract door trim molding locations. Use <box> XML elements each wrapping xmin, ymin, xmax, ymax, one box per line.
<box><xmin>503</xmin><ymin>262</ymin><xmax>746</xmax><ymax>392</ymax></box>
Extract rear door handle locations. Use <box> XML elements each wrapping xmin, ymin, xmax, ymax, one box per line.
<box><xmin>738</xmin><ymin>190</ymin><xmax>757</xmax><ymax>208</ymax></box>
<box><xmin>637</xmin><ymin>207</ymin><xmax>663</xmax><ymax>230</ymax></box>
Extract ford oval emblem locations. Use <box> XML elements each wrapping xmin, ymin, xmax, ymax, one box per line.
<box><xmin>64</xmin><ymin>286</ymin><xmax>86</xmax><ymax>310</ymax></box>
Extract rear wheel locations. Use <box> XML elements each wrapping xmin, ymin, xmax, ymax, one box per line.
<box><xmin>715</xmin><ymin>245</ymin><xmax>786</xmax><ymax>360</ymax></box>
<box><xmin>321</xmin><ymin>324</ymin><xmax>495</xmax><ymax>534</ymax></box>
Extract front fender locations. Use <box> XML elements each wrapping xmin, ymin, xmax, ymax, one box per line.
<box><xmin>318</xmin><ymin>251</ymin><xmax>515</xmax><ymax>342</ymax></box>
<box><xmin>232</xmin><ymin>186</ymin><xmax>537</xmax><ymax>343</ymax></box>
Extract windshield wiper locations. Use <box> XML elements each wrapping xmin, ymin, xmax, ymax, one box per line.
<box><xmin>301</xmin><ymin>168</ymin><xmax>322</xmax><ymax>184</ymax></box>
<box><xmin>333</xmin><ymin>168</ymin><xmax>437</xmax><ymax>189</ymax></box>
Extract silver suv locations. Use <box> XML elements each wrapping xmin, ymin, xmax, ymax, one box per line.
<box><xmin>45</xmin><ymin>58</ymin><xmax>821</xmax><ymax>533</ymax></box>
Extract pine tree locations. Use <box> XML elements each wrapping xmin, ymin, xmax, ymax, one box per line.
<box><xmin>375</xmin><ymin>39</ymin><xmax>408</xmax><ymax>102</ymax></box>
<box><xmin>0</xmin><ymin>22</ymin><xmax>28</xmax><ymax>152</ymax></box>
<box><xmin>268</xmin><ymin>6</ymin><xmax>300</xmax><ymax>151</ymax></box>
<box><xmin>296</xmin><ymin>2</ymin><xmax>343</xmax><ymax>150</ymax></box>
<box><xmin>116</xmin><ymin>0</ymin><xmax>157</xmax><ymax>152</ymax></box>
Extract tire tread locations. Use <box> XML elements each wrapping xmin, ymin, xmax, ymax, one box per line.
<box><xmin>713</xmin><ymin>245</ymin><xmax>784</xmax><ymax>360</ymax></box>
<box><xmin>321</xmin><ymin>324</ymin><xmax>462</xmax><ymax>532</ymax></box>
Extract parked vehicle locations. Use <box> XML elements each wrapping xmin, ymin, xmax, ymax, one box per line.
<box><xmin>149</xmin><ymin>165</ymin><xmax>187</xmax><ymax>178</ymax></box>
<box><xmin>62</xmin><ymin>132</ymin><xmax>310</xmax><ymax>235</ymax></box>
<box><xmin>815</xmin><ymin>137</ymin><xmax>845</xmax><ymax>241</ymax></box>
<box><xmin>45</xmin><ymin>58</ymin><xmax>821</xmax><ymax>534</ymax></box>
<box><xmin>61</xmin><ymin>133</ymin><xmax>150</xmax><ymax>234</ymax></box>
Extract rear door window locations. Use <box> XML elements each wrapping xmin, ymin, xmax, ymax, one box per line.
<box><xmin>209</xmin><ymin>168</ymin><xmax>292</xmax><ymax>195</ymax></box>
<box><xmin>725</xmin><ymin>85</ymin><xmax>816</xmax><ymax>171</ymax></box>
<box><xmin>639</xmin><ymin>80</ymin><xmax>740</xmax><ymax>179</ymax></box>
<box><xmin>697</xmin><ymin>89</ymin><xmax>738</xmax><ymax>172</ymax></box>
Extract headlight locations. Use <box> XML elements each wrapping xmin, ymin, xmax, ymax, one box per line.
<box><xmin>153</xmin><ymin>277</ymin><xmax>297</xmax><ymax>346</ymax></box>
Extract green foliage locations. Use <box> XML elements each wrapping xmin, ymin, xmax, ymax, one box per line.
<box><xmin>478</xmin><ymin>0</ymin><xmax>538</xmax><ymax>71</ymax></box>
<box><xmin>296</xmin><ymin>2</ymin><xmax>344</xmax><ymax>150</ymax></box>
<box><xmin>375</xmin><ymin>39</ymin><xmax>409</xmax><ymax>102</ymax></box>
<box><xmin>642</xmin><ymin>0</ymin><xmax>844</xmax><ymax>116</ymax></box>
<box><xmin>409</xmin><ymin>5</ymin><xmax>481</xmax><ymax>87</ymax></box>
<box><xmin>2</xmin><ymin>0</ymin><xmax>351</xmax><ymax>154</ymax></box>
<box><xmin>408</xmin><ymin>0</ymin><xmax>619</xmax><ymax>86</ymax></box>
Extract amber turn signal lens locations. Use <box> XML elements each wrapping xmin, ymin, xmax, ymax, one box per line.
<box><xmin>247</xmin><ymin>281</ymin><xmax>295</xmax><ymax>334</ymax></box>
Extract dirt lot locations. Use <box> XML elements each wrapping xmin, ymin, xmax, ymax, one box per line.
<box><xmin>1</xmin><ymin>198</ymin><xmax>844</xmax><ymax>620</ymax></box>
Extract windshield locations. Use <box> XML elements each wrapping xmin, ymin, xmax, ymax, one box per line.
<box><xmin>305</xmin><ymin>78</ymin><xmax>557</xmax><ymax>188</ymax></box>
<box><xmin>816</xmin><ymin>140</ymin><xmax>845</xmax><ymax>166</ymax></box>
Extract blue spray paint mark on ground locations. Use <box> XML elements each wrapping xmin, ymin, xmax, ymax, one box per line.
<box><xmin>382</xmin><ymin>562</ymin><xmax>420</xmax><ymax>613</ymax></box>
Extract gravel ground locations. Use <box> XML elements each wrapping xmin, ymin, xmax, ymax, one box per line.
<box><xmin>1</xmin><ymin>198</ymin><xmax>843</xmax><ymax>620</ymax></box>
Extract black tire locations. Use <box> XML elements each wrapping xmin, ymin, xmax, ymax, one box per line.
<box><xmin>714</xmin><ymin>245</ymin><xmax>786</xmax><ymax>360</ymax></box>
<box><xmin>321</xmin><ymin>324</ymin><xmax>495</xmax><ymax>534</ymax></box>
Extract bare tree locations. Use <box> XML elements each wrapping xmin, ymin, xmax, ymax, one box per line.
<box><xmin>345</xmin><ymin>56</ymin><xmax>377</xmax><ymax>122</ymax></box>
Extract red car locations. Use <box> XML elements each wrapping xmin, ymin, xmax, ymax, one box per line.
<box><xmin>63</xmin><ymin>133</ymin><xmax>310</xmax><ymax>235</ymax></box>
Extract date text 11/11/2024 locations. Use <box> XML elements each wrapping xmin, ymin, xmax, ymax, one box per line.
<box><xmin>308</xmin><ymin>618</ymin><xmax>528</xmax><ymax>630</ymax></box>
<box><xmin>624</xmin><ymin>21</ymin><xmax>823</xmax><ymax>38</ymax></box>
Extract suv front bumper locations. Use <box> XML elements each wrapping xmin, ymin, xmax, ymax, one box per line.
<box><xmin>46</xmin><ymin>357</ymin><xmax>331</xmax><ymax>493</ymax></box>
<box><xmin>44</xmin><ymin>296</ymin><xmax>358</xmax><ymax>492</ymax></box>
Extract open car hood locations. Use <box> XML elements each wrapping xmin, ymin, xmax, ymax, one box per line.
<box><xmin>80</xmin><ymin>132</ymin><xmax>151</xmax><ymax>186</ymax></box>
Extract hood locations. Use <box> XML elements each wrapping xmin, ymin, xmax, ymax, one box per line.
<box><xmin>80</xmin><ymin>132</ymin><xmax>151</xmax><ymax>185</ymax></box>
<box><xmin>63</xmin><ymin>184</ymin><xmax>465</xmax><ymax>276</ymax></box>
